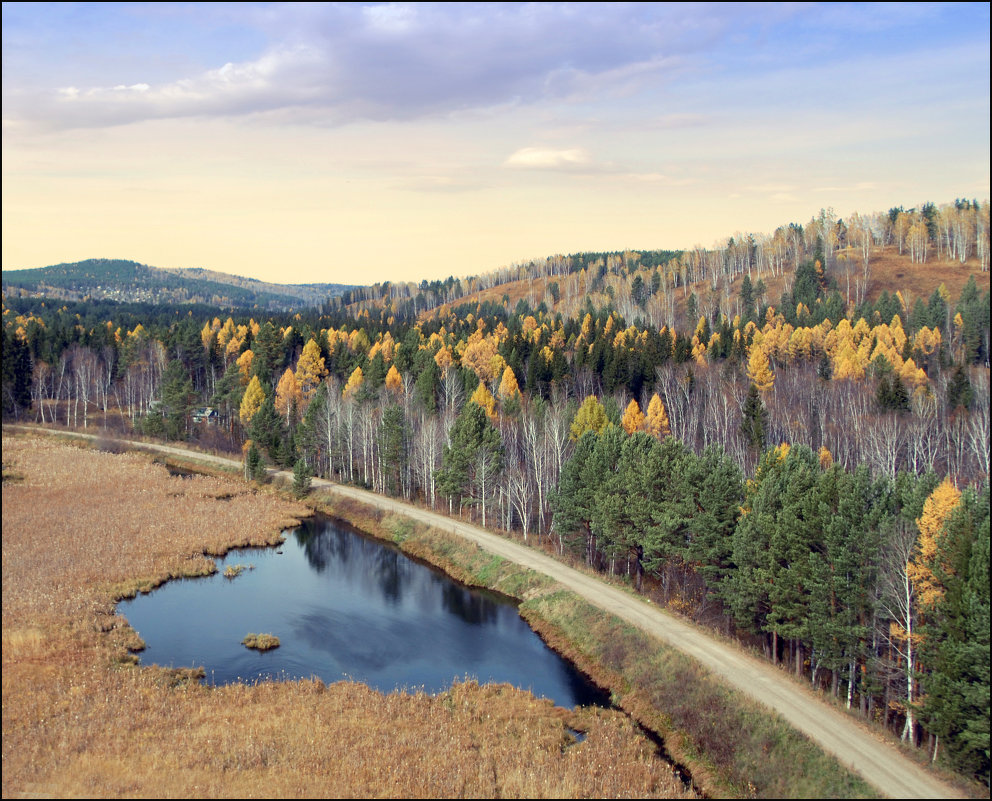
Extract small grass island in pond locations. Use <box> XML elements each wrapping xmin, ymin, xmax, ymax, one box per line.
<box><xmin>224</xmin><ymin>563</ymin><xmax>252</xmax><ymax>579</ymax></box>
<box><xmin>242</xmin><ymin>633</ymin><xmax>280</xmax><ymax>651</ymax></box>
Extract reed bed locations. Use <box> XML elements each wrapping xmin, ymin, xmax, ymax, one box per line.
<box><xmin>1</xmin><ymin>433</ymin><xmax>693</xmax><ymax>799</ymax></box>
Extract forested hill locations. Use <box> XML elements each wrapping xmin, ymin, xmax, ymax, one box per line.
<box><xmin>1</xmin><ymin>258</ymin><xmax>352</xmax><ymax>312</ymax></box>
<box><xmin>337</xmin><ymin>200</ymin><xmax>990</xmax><ymax>327</ymax></box>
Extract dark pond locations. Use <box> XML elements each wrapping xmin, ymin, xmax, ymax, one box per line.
<box><xmin>118</xmin><ymin>515</ymin><xmax>610</xmax><ymax>708</ymax></box>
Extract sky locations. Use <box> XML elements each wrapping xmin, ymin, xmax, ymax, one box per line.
<box><xmin>2</xmin><ymin>2</ymin><xmax>989</xmax><ymax>287</ymax></box>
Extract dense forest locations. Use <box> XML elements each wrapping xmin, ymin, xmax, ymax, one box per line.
<box><xmin>2</xmin><ymin>199</ymin><xmax>989</xmax><ymax>783</ymax></box>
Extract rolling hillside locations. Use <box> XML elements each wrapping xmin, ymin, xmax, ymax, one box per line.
<box><xmin>1</xmin><ymin>258</ymin><xmax>353</xmax><ymax>312</ymax></box>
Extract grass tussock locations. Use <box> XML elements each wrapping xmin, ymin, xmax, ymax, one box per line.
<box><xmin>242</xmin><ymin>633</ymin><xmax>280</xmax><ymax>651</ymax></box>
<box><xmin>1</xmin><ymin>433</ymin><xmax>694</xmax><ymax>799</ymax></box>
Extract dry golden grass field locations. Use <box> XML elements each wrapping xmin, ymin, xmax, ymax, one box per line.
<box><xmin>1</xmin><ymin>433</ymin><xmax>694</xmax><ymax>799</ymax></box>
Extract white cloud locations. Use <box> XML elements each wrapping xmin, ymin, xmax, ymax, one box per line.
<box><xmin>504</xmin><ymin>147</ymin><xmax>593</xmax><ymax>171</ymax></box>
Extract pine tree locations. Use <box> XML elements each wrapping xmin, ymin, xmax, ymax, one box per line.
<box><xmin>436</xmin><ymin>402</ymin><xmax>503</xmax><ymax>522</ymax></box>
<box><xmin>160</xmin><ymin>359</ymin><xmax>195</xmax><ymax>440</ymax></box>
<box><xmin>740</xmin><ymin>383</ymin><xmax>768</xmax><ymax>457</ymax></box>
<box><xmin>379</xmin><ymin>404</ymin><xmax>406</xmax><ymax>496</ymax></box>
<box><xmin>249</xmin><ymin>395</ymin><xmax>286</xmax><ymax>465</ymax></box>
<box><xmin>680</xmin><ymin>445</ymin><xmax>743</xmax><ymax>609</ymax></box>
<box><xmin>593</xmin><ymin>430</ymin><xmax>654</xmax><ymax>588</ymax></box>
<box><xmin>252</xmin><ymin>321</ymin><xmax>281</xmax><ymax>386</ymax></box>
<box><xmin>946</xmin><ymin>365</ymin><xmax>974</xmax><ymax>413</ymax></box>
<box><xmin>244</xmin><ymin>440</ymin><xmax>264</xmax><ymax>482</ymax></box>
<box><xmin>1</xmin><ymin>329</ymin><xmax>32</xmax><ymax>418</ymax></box>
<box><xmin>292</xmin><ymin>457</ymin><xmax>312</xmax><ymax>498</ymax></box>
<box><xmin>414</xmin><ymin>358</ymin><xmax>440</xmax><ymax>413</ymax></box>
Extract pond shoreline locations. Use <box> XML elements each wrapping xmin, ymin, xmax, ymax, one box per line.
<box><xmin>4</xmin><ymin>431</ymin><xmax>695</xmax><ymax>799</ymax></box>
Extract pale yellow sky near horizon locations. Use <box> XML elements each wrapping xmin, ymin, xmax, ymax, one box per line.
<box><xmin>3</xmin><ymin>3</ymin><xmax>989</xmax><ymax>287</ymax></box>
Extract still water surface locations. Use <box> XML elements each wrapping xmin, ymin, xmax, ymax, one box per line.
<box><xmin>119</xmin><ymin>515</ymin><xmax>609</xmax><ymax>708</ymax></box>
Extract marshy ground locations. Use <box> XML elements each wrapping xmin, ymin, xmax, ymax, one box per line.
<box><xmin>1</xmin><ymin>433</ymin><xmax>693</xmax><ymax>798</ymax></box>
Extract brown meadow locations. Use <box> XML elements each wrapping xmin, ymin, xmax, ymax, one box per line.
<box><xmin>1</xmin><ymin>433</ymin><xmax>693</xmax><ymax>798</ymax></box>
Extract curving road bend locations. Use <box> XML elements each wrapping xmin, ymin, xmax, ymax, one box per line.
<box><xmin>8</xmin><ymin>428</ymin><xmax>965</xmax><ymax>799</ymax></box>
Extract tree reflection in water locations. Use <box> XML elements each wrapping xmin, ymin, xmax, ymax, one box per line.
<box><xmin>119</xmin><ymin>513</ymin><xmax>610</xmax><ymax>707</ymax></box>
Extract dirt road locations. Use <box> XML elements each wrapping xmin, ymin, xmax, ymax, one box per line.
<box><xmin>8</xmin><ymin>428</ymin><xmax>965</xmax><ymax>799</ymax></box>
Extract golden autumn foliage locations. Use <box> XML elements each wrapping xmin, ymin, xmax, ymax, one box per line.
<box><xmin>343</xmin><ymin>366</ymin><xmax>364</xmax><ymax>398</ymax></box>
<box><xmin>570</xmin><ymin>395</ymin><xmax>610</xmax><ymax>440</ymax></box>
<box><xmin>347</xmin><ymin>328</ymin><xmax>370</xmax><ymax>354</ymax></box>
<box><xmin>236</xmin><ymin>349</ymin><xmax>254</xmax><ymax>384</ymax></box>
<box><xmin>460</xmin><ymin>331</ymin><xmax>506</xmax><ymax>384</ymax></box>
<box><xmin>434</xmin><ymin>344</ymin><xmax>454</xmax><ymax>371</ymax></box>
<box><xmin>295</xmin><ymin>339</ymin><xmax>328</xmax><ymax>403</ymax></box>
<box><xmin>470</xmin><ymin>381</ymin><xmax>497</xmax><ymax>419</ymax></box>
<box><xmin>645</xmin><ymin>394</ymin><xmax>671</xmax><ymax>440</ymax></box>
<box><xmin>275</xmin><ymin>369</ymin><xmax>301</xmax><ymax>422</ymax></box>
<box><xmin>239</xmin><ymin>375</ymin><xmax>265</xmax><ymax>425</ymax></box>
<box><xmin>746</xmin><ymin>345</ymin><xmax>775</xmax><ymax>392</ymax></box>
<box><xmin>385</xmin><ymin>364</ymin><xmax>403</xmax><ymax>395</ymax></box>
<box><xmin>909</xmin><ymin>478</ymin><xmax>962</xmax><ymax>610</ymax></box>
<box><xmin>621</xmin><ymin>399</ymin><xmax>646</xmax><ymax>435</ymax></box>
<box><xmin>497</xmin><ymin>366</ymin><xmax>521</xmax><ymax>400</ymax></box>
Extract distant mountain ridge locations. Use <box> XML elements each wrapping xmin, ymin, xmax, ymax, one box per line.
<box><xmin>1</xmin><ymin>258</ymin><xmax>353</xmax><ymax>311</ymax></box>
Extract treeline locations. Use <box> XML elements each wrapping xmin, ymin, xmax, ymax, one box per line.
<box><xmin>3</xmin><ymin>257</ymin><xmax>988</xmax><ymax>484</ymax></box>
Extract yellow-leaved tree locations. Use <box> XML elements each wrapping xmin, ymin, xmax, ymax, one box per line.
<box><xmin>570</xmin><ymin>395</ymin><xmax>610</xmax><ymax>440</ymax></box>
<box><xmin>747</xmin><ymin>345</ymin><xmax>775</xmax><ymax>392</ymax></box>
<box><xmin>239</xmin><ymin>375</ymin><xmax>265</xmax><ymax>425</ymax></box>
<box><xmin>275</xmin><ymin>368</ymin><xmax>301</xmax><ymax>423</ymax></box>
<box><xmin>909</xmin><ymin>478</ymin><xmax>963</xmax><ymax>609</ymax></box>
<box><xmin>621</xmin><ymin>399</ymin><xmax>645</xmax><ymax>434</ymax></box>
<box><xmin>236</xmin><ymin>350</ymin><xmax>254</xmax><ymax>385</ymax></box>
<box><xmin>295</xmin><ymin>338</ymin><xmax>327</xmax><ymax>404</ymax></box>
<box><xmin>470</xmin><ymin>381</ymin><xmax>497</xmax><ymax>419</ymax></box>
<box><xmin>497</xmin><ymin>366</ymin><xmax>521</xmax><ymax>401</ymax></box>
<box><xmin>343</xmin><ymin>366</ymin><xmax>364</xmax><ymax>398</ymax></box>
<box><xmin>645</xmin><ymin>393</ymin><xmax>671</xmax><ymax>439</ymax></box>
<box><xmin>385</xmin><ymin>364</ymin><xmax>403</xmax><ymax>395</ymax></box>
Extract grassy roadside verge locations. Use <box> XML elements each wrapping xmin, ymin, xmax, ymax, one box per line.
<box><xmin>307</xmin><ymin>491</ymin><xmax>879</xmax><ymax>799</ymax></box>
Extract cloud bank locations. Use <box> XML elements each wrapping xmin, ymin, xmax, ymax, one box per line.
<box><xmin>4</xmin><ymin>3</ymin><xmax>754</xmax><ymax>130</ymax></box>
